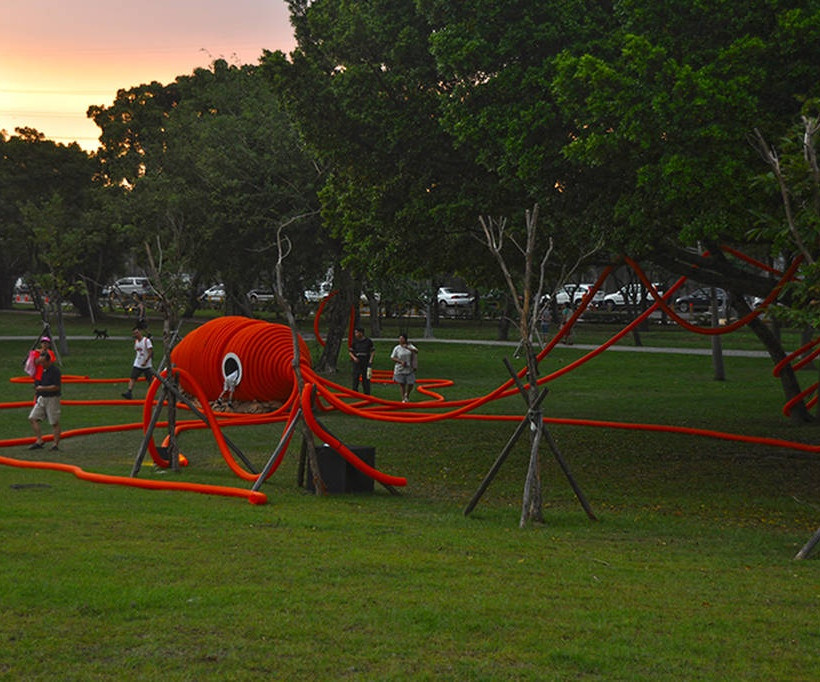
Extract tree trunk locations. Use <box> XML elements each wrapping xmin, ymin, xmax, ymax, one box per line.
<box><xmin>496</xmin><ymin>297</ymin><xmax>514</xmax><ymax>341</ymax></box>
<box><xmin>710</xmin><ymin>288</ymin><xmax>725</xmax><ymax>381</ymax></box>
<box><xmin>520</xmin><ymin>356</ymin><xmax>545</xmax><ymax>526</ymax></box>
<box><xmin>737</xmin><ymin>297</ymin><xmax>813</xmax><ymax>423</ymax></box>
<box><xmin>366</xmin><ymin>293</ymin><xmax>382</xmax><ymax>338</ymax></box>
<box><xmin>316</xmin><ymin>268</ymin><xmax>355</xmax><ymax>373</ymax></box>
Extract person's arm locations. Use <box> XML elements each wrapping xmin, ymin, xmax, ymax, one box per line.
<box><xmin>348</xmin><ymin>346</ymin><xmax>357</xmax><ymax>361</ymax></box>
<box><xmin>37</xmin><ymin>370</ymin><xmax>60</xmax><ymax>394</ymax></box>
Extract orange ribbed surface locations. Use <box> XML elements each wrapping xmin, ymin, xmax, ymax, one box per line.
<box><xmin>170</xmin><ymin>316</ymin><xmax>312</xmax><ymax>402</ymax></box>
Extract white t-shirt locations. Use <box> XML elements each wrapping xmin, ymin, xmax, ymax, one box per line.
<box><xmin>133</xmin><ymin>336</ymin><xmax>153</xmax><ymax>369</ymax></box>
<box><xmin>391</xmin><ymin>344</ymin><xmax>417</xmax><ymax>374</ymax></box>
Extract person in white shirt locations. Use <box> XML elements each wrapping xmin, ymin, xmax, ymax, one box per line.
<box><xmin>390</xmin><ymin>334</ymin><xmax>418</xmax><ymax>403</ymax></box>
<box><xmin>122</xmin><ymin>326</ymin><xmax>153</xmax><ymax>399</ymax></box>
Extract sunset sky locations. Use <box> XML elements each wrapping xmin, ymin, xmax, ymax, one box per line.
<box><xmin>0</xmin><ymin>0</ymin><xmax>295</xmax><ymax>150</ymax></box>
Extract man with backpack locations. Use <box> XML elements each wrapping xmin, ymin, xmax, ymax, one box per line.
<box><xmin>28</xmin><ymin>350</ymin><xmax>62</xmax><ymax>451</ymax></box>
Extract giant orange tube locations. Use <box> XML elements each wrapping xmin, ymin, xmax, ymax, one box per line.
<box><xmin>171</xmin><ymin>317</ymin><xmax>312</xmax><ymax>403</ymax></box>
<box><xmin>300</xmin><ymin>382</ymin><xmax>407</xmax><ymax>487</ymax></box>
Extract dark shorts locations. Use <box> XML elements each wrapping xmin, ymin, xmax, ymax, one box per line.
<box><xmin>130</xmin><ymin>365</ymin><xmax>154</xmax><ymax>381</ymax></box>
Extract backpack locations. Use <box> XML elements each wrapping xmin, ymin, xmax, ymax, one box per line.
<box><xmin>23</xmin><ymin>350</ymin><xmax>37</xmax><ymax>377</ymax></box>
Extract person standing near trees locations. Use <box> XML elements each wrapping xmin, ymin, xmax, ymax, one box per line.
<box><xmin>28</xmin><ymin>350</ymin><xmax>62</xmax><ymax>451</ymax></box>
<box><xmin>390</xmin><ymin>333</ymin><xmax>418</xmax><ymax>403</ymax></box>
<box><xmin>349</xmin><ymin>326</ymin><xmax>375</xmax><ymax>394</ymax></box>
<box><xmin>122</xmin><ymin>326</ymin><xmax>153</xmax><ymax>400</ymax></box>
<box><xmin>561</xmin><ymin>302</ymin><xmax>574</xmax><ymax>345</ymax></box>
<box><xmin>132</xmin><ymin>294</ymin><xmax>147</xmax><ymax>329</ymax></box>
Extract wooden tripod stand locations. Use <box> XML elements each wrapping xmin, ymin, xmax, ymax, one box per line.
<box><xmin>464</xmin><ymin>358</ymin><xmax>597</xmax><ymax>522</ymax></box>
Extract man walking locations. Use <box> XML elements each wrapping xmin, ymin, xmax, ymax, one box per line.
<box><xmin>348</xmin><ymin>326</ymin><xmax>375</xmax><ymax>394</ymax></box>
<box><xmin>122</xmin><ymin>326</ymin><xmax>153</xmax><ymax>399</ymax></box>
<box><xmin>28</xmin><ymin>351</ymin><xmax>62</xmax><ymax>450</ymax></box>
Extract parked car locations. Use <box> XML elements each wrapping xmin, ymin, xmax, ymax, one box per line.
<box><xmin>437</xmin><ymin>287</ymin><xmax>474</xmax><ymax>312</ymax></box>
<box><xmin>200</xmin><ymin>284</ymin><xmax>225</xmax><ymax>304</ymax></box>
<box><xmin>246</xmin><ymin>288</ymin><xmax>277</xmax><ymax>304</ymax></box>
<box><xmin>674</xmin><ymin>287</ymin><xmax>727</xmax><ymax>312</ymax></box>
<box><xmin>602</xmin><ymin>282</ymin><xmax>665</xmax><ymax>311</ymax></box>
<box><xmin>304</xmin><ymin>281</ymin><xmax>333</xmax><ymax>302</ymax></box>
<box><xmin>543</xmin><ymin>284</ymin><xmax>604</xmax><ymax>309</ymax></box>
<box><xmin>13</xmin><ymin>277</ymin><xmax>29</xmax><ymax>295</ymax></box>
<box><xmin>102</xmin><ymin>277</ymin><xmax>153</xmax><ymax>298</ymax></box>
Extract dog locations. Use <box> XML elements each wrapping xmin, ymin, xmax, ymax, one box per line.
<box><xmin>93</xmin><ymin>328</ymin><xmax>109</xmax><ymax>340</ymax></box>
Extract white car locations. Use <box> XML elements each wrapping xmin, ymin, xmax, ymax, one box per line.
<box><xmin>437</xmin><ymin>287</ymin><xmax>474</xmax><ymax>312</ymax></box>
<box><xmin>200</xmin><ymin>284</ymin><xmax>225</xmax><ymax>304</ymax></box>
<box><xmin>102</xmin><ymin>276</ymin><xmax>153</xmax><ymax>298</ymax></box>
<box><xmin>543</xmin><ymin>284</ymin><xmax>604</xmax><ymax>309</ymax></box>
<box><xmin>602</xmin><ymin>283</ymin><xmax>664</xmax><ymax>311</ymax></box>
<box><xmin>304</xmin><ymin>281</ymin><xmax>333</xmax><ymax>302</ymax></box>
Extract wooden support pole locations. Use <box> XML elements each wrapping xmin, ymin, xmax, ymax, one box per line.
<box><xmin>794</xmin><ymin>525</ymin><xmax>820</xmax><ymax>560</ymax></box>
<box><xmin>466</xmin><ymin>357</ymin><xmax>596</xmax><ymax>522</ymax></box>
<box><xmin>150</xmin><ymin>370</ymin><xmax>258</xmax><ymax>474</ymax></box>
<box><xmin>541</xmin><ymin>427</ymin><xmax>597</xmax><ymax>521</ymax></box>
<box><xmin>464</xmin><ymin>388</ymin><xmax>549</xmax><ymax>516</ymax></box>
<box><xmin>130</xmin><ymin>379</ymin><xmax>167</xmax><ymax>477</ymax></box>
<box><xmin>253</xmin><ymin>409</ymin><xmax>302</xmax><ymax>492</ymax></box>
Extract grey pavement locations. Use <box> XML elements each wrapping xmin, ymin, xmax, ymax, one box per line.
<box><xmin>374</xmin><ymin>337</ymin><xmax>770</xmax><ymax>357</ymax></box>
<box><xmin>1</xmin><ymin>335</ymin><xmax>770</xmax><ymax>358</ymax></box>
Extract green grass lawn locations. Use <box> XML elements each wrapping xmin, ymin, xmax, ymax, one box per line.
<box><xmin>0</xmin><ymin>309</ymin><xmax>819</xmax><ymax>680</ymax></box>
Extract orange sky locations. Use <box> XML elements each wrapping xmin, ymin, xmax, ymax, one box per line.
<box><xmin>0</xmin><ymin>0</ymin><xmax>295</xmax><ymax>151</ymax></box>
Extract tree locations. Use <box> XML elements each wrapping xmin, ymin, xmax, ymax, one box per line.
<box><xmin>89</xmin><ymin>60</ymin><xmax>322</xmax><ymax>328</ymax></box>
<box><xmin>0</xmin><ymin>129</ymin><xmax>102</xmax><ymax>314</ymax></box>
<box><xmin>264</xmin><ymin>0</ymin><xmax>511</xmax><ymax>315</ymax></box>
<box><xmin>480</xmin><ymin>206</ymin><xmax>551</xmax><ymax>525</ymax></box>
<box><xmin>527</xmin><ymin>0</ymin><xmax>820</xmax><ymax>420</ymax></box>
<box><xmin>750</xmin><ymin>114</ymin><xmax>820</xmax><ymax>328</ymax></box>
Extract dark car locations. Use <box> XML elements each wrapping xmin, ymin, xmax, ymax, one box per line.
<box><xmin>674</xmin><ymin>287</ymin><xmax>727</xmax><ymax>313</ymax></box>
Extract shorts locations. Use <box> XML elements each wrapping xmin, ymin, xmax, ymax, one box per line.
<box><xmin>29</xmin><ymin>395</ymin><xmax>61</xmax><ymax>425</ymax></box>
<box><xmin>393</xmin><ymin>370</ymin><xmax>415</xmax><ymax>385</ymax></box>
<box><xmin>131</xmin><ymin>365</ymin><xmax>154</xmax><ymax>381</ymax></box>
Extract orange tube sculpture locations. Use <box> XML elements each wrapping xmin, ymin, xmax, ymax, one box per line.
<box><xmin>170</xmin><ymin>316</ymin><xmax>312</xmax><ymax>403</ymax></box>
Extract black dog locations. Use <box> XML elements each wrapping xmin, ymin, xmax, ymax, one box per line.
<box><xmin>93</xmin><ymin>328</ymin><xmax>109</xmax><ymax>340</ymax></box>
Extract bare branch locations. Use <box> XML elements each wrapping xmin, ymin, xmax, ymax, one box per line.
<box><xmin>752</xmin><ymin>127</ymin><xmax>814</xmax><ymax>265</ymax></box>
<box><xmin>479</xmin><ymin>214</ymin><xmax>521</xmax><ymax>319</ymax></box>
<box><xmin>247</xmin><ymin>210</ymin><xmax>321</xmax><ymax>254</ymax></box>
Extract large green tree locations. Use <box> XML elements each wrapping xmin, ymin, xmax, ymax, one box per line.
<box><xmin>264</xmin><ymin>0</ymin><xmax>513</xmax><ymax>300</ymax></box>
<box><xmin>546</xmin><ymin>0</ymin><xmax>820</xmax><ymax>419</ymax></box>
<box><xmin>415</xmin><ymin>0</ymin><xmax>820</xmax><ymax>419</ymax></box>
<box><xmin>0</xmin><ymin>128</ymin><xmax>115</xmax><ymax>319</ymax></box>
<box><xmin>89</xmin><ymin>60</ymin><xmax>322</xmax><ymax>325</ymax></box>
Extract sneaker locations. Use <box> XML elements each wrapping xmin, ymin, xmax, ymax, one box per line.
<box><xmin>50</xmin><ymin>445</ymin><xmax>60</xmax><ymax>451</ymax></box>
<box><xmin>28</xmin><ymin>442</ymin><xmax>43</xmax><ymax>450</ymax></box>
<box><xmin>121</xmin><ymin>392</ymin><xmax>133</xmax><ymax>400</ymax></box>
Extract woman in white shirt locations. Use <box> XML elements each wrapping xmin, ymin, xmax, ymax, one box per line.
<box><xmin>390</xmin><ymin>334</ymin><xmax>418</xmax><ymax>403</ymax></box>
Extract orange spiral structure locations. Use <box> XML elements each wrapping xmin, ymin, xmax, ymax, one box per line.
<box><xmin>170</xmin><ymin>316</ymin><xmax>312</xmax><ymax>403</ymax></box>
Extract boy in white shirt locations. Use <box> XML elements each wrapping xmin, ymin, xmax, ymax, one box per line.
<box><xmin>122</xmin><ymin>326</ymin><xmax>153</xmax><ymax>399</ymax></box>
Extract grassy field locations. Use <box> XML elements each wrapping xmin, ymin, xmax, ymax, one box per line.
<box><xmin>0</xmin><ymin>309</ymin><xmax>819</xmax><ymax>680</ymax></box>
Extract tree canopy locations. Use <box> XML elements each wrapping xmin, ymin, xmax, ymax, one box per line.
<box><xmin>89</xmin><ymin>60</ymin><xmax>322</xmax><ymax>317</ymax></box>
